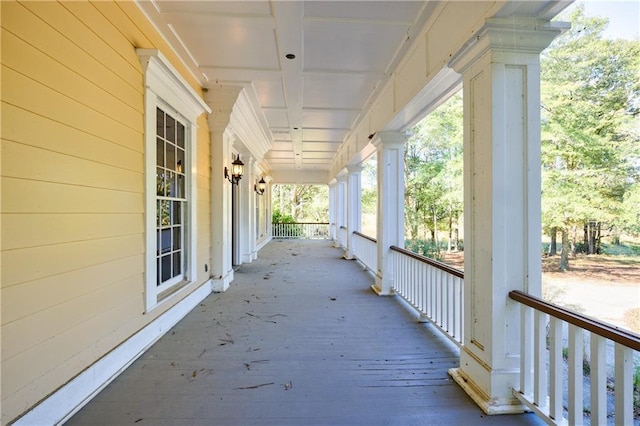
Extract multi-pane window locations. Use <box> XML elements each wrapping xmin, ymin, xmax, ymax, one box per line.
<box><xmin>156</xmin><ymin>107</ymin><xmax>187</xmax><ymax>289</ymax></box>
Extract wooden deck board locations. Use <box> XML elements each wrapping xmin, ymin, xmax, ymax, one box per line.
<box><xmin>68</xmin><ymin>240</ymin><xmax>543</xmax><ymax>425</ymax></box>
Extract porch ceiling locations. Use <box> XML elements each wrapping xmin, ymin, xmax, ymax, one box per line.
<box><xmin>137</xmin><ymin>1</ymin><xmax>570</xmax><ymax>180</ymax></box>
<box><xmin>138</xmin><ymin>0</ymin><xmax>430</xmax><ymax>176</ymax></box>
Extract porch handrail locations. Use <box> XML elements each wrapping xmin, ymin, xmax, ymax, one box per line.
<box><xmin>509</xmin><ymin>290</ymin><xmax>639</xmax><ymax>425</ymax></box>
<box><xmin>351</xmin><ymin>231</ymin><xmax>377</xmax><ymax>273</ymax></box>
<box><xmin>390</xmin><ymin>245</ymin><xmax>464</xmax><ymax>346</ymax></box>
<box><xmin>272</xmin><ymin>222</ymin><xmax>330</xmax><ymax>239</ymax></box>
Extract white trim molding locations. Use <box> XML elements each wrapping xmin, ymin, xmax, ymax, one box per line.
<box><xmin>137</xmin><ymin>49</ymin><xmax>211</xmax><ymax>311</ymax></box>
<box><xmin>14</xmin><ymin>281</ymin><xmax>212</xmax><ymax>426</ymax></box>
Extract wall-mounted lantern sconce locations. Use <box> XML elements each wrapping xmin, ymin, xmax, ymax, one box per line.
<box><xmin>224</xmin><ymin>155</ymin><xmax>244</xmax><ymax>185</ymax></box>
<box><xmin>254</xmin><ymin>176</ymin><xmax>267</xmax><ymax>195</ymax></box>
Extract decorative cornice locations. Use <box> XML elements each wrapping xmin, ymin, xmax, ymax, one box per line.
<box><xmin>137</xmin><ymin>49</ymin><xmax>211</xmax><ymax>120</ymax></box>
<box><xmin>448</xmin><ymin>18</ymin><xmax>568</xmax><ymax>74</ymax></box>
<box><xmin>371</xmin><ymin>131</ymin><xmax>406</xmax><ymax>149</ymax></box>
<box><xmin>228</xmin><ymin>89</ymin><xmax>272</xmax><ymax>161</ymax></box>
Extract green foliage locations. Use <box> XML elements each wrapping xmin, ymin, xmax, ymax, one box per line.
<box><xmin>272</xmin><ymin>184</ymin><xmax>328</xmax><ymax>222</ymax></box>
<box><xmin>541</xmin><ymin>6</ymin><xmax>640</xmax><ymax>266</ymax></box>
<box><xmin>405</xmin><ymin>239</ymin><xmax>444</xmax><ymax>261</ymax></box>
<box><xmin>404</xmin><ymin>92</ymin><xmax>463</xmax><ymax>246</ymax></box>
<box><xmin>272</xmin><ymin>209</ymin><xmax>296</xmax><ymax>224</ymax></box>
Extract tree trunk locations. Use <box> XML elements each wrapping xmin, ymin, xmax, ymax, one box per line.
<box><xmin>453</xmin><ymin>228</ymin><xmax>459</xmax><ymax>252</ymax></box>
<box><xmin>432</xmin><ymin>209</ymin><xmax>437</xmax><ymax>245</ymax></box>
<box><xmin>447</xmin><ymin>207</ymin><xmax>453</xmax><ymax>253</ymax></box>
<box><xmin>560</xmin><ymin>229</ymin><xmax>570</xmax><ymax>271</ymax></box>
<box><xmin>549</xmin><ymin>227</ymin><xmax>557</xmax><ymax>256</ymax></box>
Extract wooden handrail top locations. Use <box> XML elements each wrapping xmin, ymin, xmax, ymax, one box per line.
<box><xmin>272</xmin><ymin>222</ymin><xmax>329</xmax><ymax>225</ymax></box>
<box><xmin>353</xmin><ymin>231</ymin><xmax>377</xmax><ymax>244</ymax></box>
<box><xmin>390</xmin><ymin>245</ymin><xmax>464</xmax><ymax>279</ymax></box>
<box><xmin>510</xmin><ymin>290</ymin><xmax>640</xmax><ymax>351</ymax></box>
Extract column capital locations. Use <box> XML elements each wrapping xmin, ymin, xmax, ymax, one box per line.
<box><xmin>346</xmin><ymin>164</ymin><xmax>363</xmax><ymax>174</ymax></box>
<box><xmin>328</xmin><ymin>178</ymin><xmax>337</xmax><ymax>186</ymax></box>
<box><xmin>371</xmin><ymin>131</ymin><xmax>406</xmax><ymax>149</ymax></box>
<box><xmin>205</xmin><ymin>86</ymin><xmax>243</xmax><ymax>131</ymax></box>
<box><xmin>449</xmin><ymin>18</ymin><xmax>568</xmax><ymax>74</ymax></box>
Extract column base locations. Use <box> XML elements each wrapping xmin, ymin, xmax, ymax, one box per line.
<box><xmin>371</xmin><ymin>284</ymin><xmax>393</xmax><ymax>296</ymax></box>
<box><xmin>448</xmin><ymin>368</ymin><xmax>526</xmax><ymax>415</ymax></box>
<box><xmin>372</xmin><ymin>275</ymin><xmax>394</xmax><ymax>296</ymax></box>
<box><xmin>212</xmin><ymin>269</ymin><xmax>234</xmax><ymax>293</ymax></box>
<box><xmin>343</xmin><ymin>250</ymin><xmax>356</xmax><ymax>260</ymax></box>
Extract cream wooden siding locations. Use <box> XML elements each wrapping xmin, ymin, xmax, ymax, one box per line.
<box><xmin>0</xmin><ymin>1</ymin><xmax>211</xmax><ymax>423</ymax></box>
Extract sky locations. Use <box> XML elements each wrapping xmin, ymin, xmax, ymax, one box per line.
<box><xmin>577</xmin><ymin>0</ymin><xmax>639</xmax><ymax>40</ymax></box>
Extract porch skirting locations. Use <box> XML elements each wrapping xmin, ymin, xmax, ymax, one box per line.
<box><xmin>14</xmin><ymin>281</ymin><xmax>213</xmax><ymax>426</ymax></box>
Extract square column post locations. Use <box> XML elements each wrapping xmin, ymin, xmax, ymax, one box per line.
<box><xmin>371</xmin><ymin>132</ymin><xmax>405</xmax><ymax>296</ymax></box>
<box><xmin>266</xmin><ymin>176</ymin><xmax>273</xmax><ymax>238</ymax></box>
<box><xmin>336</xmin><ymin>173</ymin><xmax>347</xmax><ymax>249</ymax></box>
<box><xmin>240</xmin><ymin>155</ymin><xmax>255</xmax><ymax>264</ymax></box>
<box><xmin>328</xmin><ymin>180</ymin><xmax>337</xmax><ymax>241</ymax></box>
<box><xmin>206</xmin><ymin>87</ymin><xmax>242</xmax><ymax>292</ymax></box>
<box><xmin>447</xmin><ymin>18</ymin><xmax>564</xmax><ymax>414</ymax></box>
<box><xmin>344</xmin><ymin>165</ymin><xmax>362</xmax><ymax>260</ymax></box>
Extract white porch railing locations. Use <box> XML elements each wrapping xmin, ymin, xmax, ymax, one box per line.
<box><xmin>510</xmin><ymin>290</ymin><xmax>639</xmax><ymax>425</ymax></box>
<box><xmin>351</xmin><ymin>231</ymin><xmax>377</xmax><ymax>273</ymax></box>
<box><xmin>390</xmin><ymin>245</ymin><xmax>464</xmax><ymax>346</ymax></box>
<box><xmin>272</xmin><ymin>222</ymin><xmax>330</xmax><ymax>239</ymax></box>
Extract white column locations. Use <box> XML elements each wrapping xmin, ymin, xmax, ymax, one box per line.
<box><xmin>336</xmin><ymin>174</ymin><xmax>347</xmax><ymax>249</ymax></box>
<box><xmin>328</xmin><ymin>180</ymin><xmax>337</xmax><ymax>241</ymax></box>
<box><xmin>266</xmin><ymin>176</ymin><xmax>273</xmax><ymax>239</ymax></box>
<box><xmin>447</xmin><ymin>18</ymin><xmax>563</xmax><ymax>414</ymax></box>
<box><xmin>206</xmin><ymin>87</ymin><xmax>242</xmax><ymax>292</ymax></box>
<box><xmin>344</xmin><ymin>165</ymin><xmax>362</xmax><ymax>260</ymax></box>
<box><xmin>240</xmin><ymin>155</ymin><xmax>255</xmax><ymax>264</ymax></box>
<box><xmin>372</xmin><ymin>132</ymin><xmax>405</xmax><ymax>296</ymax></box>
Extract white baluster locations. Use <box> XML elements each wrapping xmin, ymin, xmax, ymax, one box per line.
<box><xmin>614</xmin><ymin>343</ymin><xmax>632</xmax><ymax>426</ymax></box>
<box><xmin>568</xmin><ymin>324</ymin><xmax>584</xmax><ymax>426</ymax></box>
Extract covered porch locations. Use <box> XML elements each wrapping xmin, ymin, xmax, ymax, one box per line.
<box><xmin>68</xmin><ymin>240</ymin><xmax>541</xmax><ymax>425</ymax></box>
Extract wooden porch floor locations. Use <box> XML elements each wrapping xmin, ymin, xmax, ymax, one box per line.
<box><xmin>68</xmin><ymin>240</ymin><xmax>543</xmax><ymax>425</ymax></box>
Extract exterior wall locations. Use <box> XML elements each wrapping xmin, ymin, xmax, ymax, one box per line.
<box><xmin>0</xmin><ymin>1</ymin><xmax>211</xmax><ymax>423</ymax></box>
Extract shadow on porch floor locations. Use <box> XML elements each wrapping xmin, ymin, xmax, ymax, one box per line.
<box><xmin>68</xmin><ymin>240</ymin><xmax>543</xmax><ymax>425</ymax></box>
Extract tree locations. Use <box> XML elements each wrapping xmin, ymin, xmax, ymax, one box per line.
<box><xmin>272</xmin><ymin>184</ymin><xmax>329</xmax><ymax>222</ymax></box>
<box><xmin>404</xmin><ymin>92</ymin><xmax>463</xmax><ymax>254</ymax></box>
<box><xmin>541</xmin><ymin>6</ymin><xmax>640</xmax><ymax>269</ymax></box>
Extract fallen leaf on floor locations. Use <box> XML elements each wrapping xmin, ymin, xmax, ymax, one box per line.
<box><xmin>170</xmin><ymin>362</ymin><xmax>177</xmax><ymax>367</ymax></box>
<box><xmin>192</xmin><ymin>370</ymin><xmax>198</xmax><ymax>378</ymax></box>
<box><xmin>284</xmin><ymin>381</ymin><xmax>293</xmax><ymax>390</ymax></box>
<box><xmin>291</xmin><ymin>253</ymin><xmax>298</xmax><ymax>256</ymax></box>
<box><xmin>244</xmin><ymin>363</ymin><xmax>251</xmax><ymax>371</ymax></box>
<box><xmin>235</xmin><ymin>382</ymin><xmax>274</xmax><ymax>390</ymax></box>
<box><xmin>329</xmin><ymin>297</ymin><xmax>337</xmax><ymax>301</ymax></box>
<box><xmin>134</xmin><ymin>419</ymin><xmax>143</xmax><ymax>423</ymax></box>
<box><xmin>269</xmin><ymin>314</ymin><xmax>288</xmax><ymax>318</ymax></box>
<box><xmin>198</xmin><ymin>349</ymin><xmax>206</xmax><ymax>358</ymax></box>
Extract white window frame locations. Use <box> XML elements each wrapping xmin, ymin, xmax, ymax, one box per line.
<box><xmin>137</xmin><ymin>49</ymin><xmax>210</xmax><ymax>311</ymax></box>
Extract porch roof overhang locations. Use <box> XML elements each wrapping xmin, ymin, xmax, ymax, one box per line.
<box><xmin>137</xmin><ymin>0</ymin><xmax>572</xmax><ymax>184</ymax></box>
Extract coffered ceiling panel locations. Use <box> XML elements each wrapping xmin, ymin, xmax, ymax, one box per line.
<box><xmin>302</xmin><ymin>74</ymin><xmax>380</xmax><ymax>110</ymax></box>
<box><xmin>302</xmin><ymin>110</ymin><xmax>360</xmax><ymax>129</ymax></box>
<box><xmin>253</xmin><ymin>81</ymin><xmax>287</xmax><ymax>109</ymax></box>
<box><xmin>302</xmin><ymin>128</ymin><xmax>349</xmax><ymax>142</ymax></box>
<box><xmin>304</xmin><ymin>20</ymin><xmax>409</xmax><ymax>73</ymax></box>
<box><xmin>263</xmin><ymin>109</ymin><xmax>290</xmax><ymax>128</ymax></box>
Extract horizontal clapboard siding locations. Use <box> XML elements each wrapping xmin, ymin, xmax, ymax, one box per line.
<box><xmin>0</xmin><ymin>1</ymin><xmax>211</xmax><ymax>423</ymax></box>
